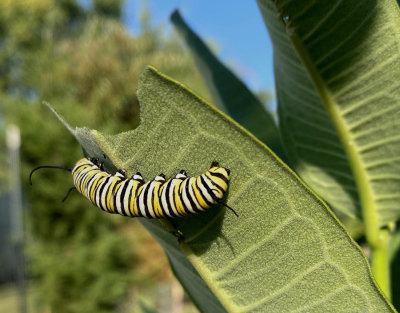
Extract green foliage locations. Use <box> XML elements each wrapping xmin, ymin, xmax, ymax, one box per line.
<box><xmin>3</xmin><ymin>0</ymin><xmax>400</xmax><ymax>312</ymax></box>
<box><xmin>6</xmin><ymin>95</ymin><xmax>137</xmax><ymax>313</ymax></box>
<box><xmin>48</xmin><ymin>67</ymin><xmax>396</xmax><ymax>313</ymax></box>
<box><xmin>256</xmin><ymin>0</ymin><xmax>400</xmax><ymax>299</ymax></box>
<box><xmin>166</xmin><ymin>1</ymin><xmax>400</xmax><ymax>311</ymax></box>
<box><xmin>92</xmin><ymin>0</ymin><xmax>124</xmax><ymax>18</ymax></box>
<box><xmin>258</xmin><ymin>0</ymin><xmax>400</xmax><ymax>227</ymax></box>
<box><xmin>170</xmin><ymin>10</ymin><xmax>284</xmax><ymax>158</ymax></box>
<box><xmin>1</xmin><ymin>1</ymin><xmax>208</xmax><ymax>312</ymax></box>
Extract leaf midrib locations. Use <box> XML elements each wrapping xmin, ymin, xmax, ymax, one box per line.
<box><xmin>285</xmin><ymin>29</ymin><xmax>380</xmax><ymax>244</ymax></box>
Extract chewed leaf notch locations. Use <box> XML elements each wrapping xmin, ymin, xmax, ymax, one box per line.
<box><xmin>44</xmin><ymin>66</ymin><xmax>395</xmax><ymax>312</ymax></box>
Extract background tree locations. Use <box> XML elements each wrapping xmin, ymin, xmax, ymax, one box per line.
<box><xmin>1</xmin><ymin>0</ymin><xmax>208</xmax><ymax>312</ymax></box>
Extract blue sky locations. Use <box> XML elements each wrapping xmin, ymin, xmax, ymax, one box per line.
<box><xmin>123</xmin><ymin>0</ymin><xmax>275</xmax><ymax>94</ymax></box>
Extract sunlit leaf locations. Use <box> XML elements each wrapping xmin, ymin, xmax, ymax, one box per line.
<box><xmin>47</xmin><ymin>67</ymin><xmax>395</xmax><ymax>312</ymax></box>
<box><xmin>171</xmin><ymin>10</ymin><xmax>284</xmax><ymax>158</ymax></box>
<box><xmin>257</xmin><ymin>0</ymin><xmax>400</xmax><ymax>226</ymax></box>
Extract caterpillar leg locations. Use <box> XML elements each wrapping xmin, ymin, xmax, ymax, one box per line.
<box><xmin>176</xmin><ymin>170</ymin><xmax>187</xmax><ymax>179</ymax></box>
<box><xmin>176</xmin><ymin>230</ymin><xmax>185</xmax><ymax>243</ymax></box>
<box><xmin>88</xmin><ymin>157</ymin><xmax>105</xmax><ymax>170</ymax></box>
<box><xmin>155</xmin><ymin>173</ymin><xmax>166</xmax><ymax>181</ymax></box>
<box><xmin>89</xmin><ymin>157</ymin><xmax>99</xmax><ymax>165</ymax></box>
<box><xmin>132</xmin><ymin>172</ymin><xmax>143</xmax><ymax>180</ymax></box>
<box><xmin>116</xmin><ymin>169</ymin><xmax>126</xmax><ymax>178</ymax></box>
<box><xmin>172</xmin><ymin>229</ymin><xmax>185</xmax><ymax>243</ymax></box>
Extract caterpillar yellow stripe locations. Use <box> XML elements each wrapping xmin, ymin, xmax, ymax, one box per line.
<box><xmin>70</xmin><ymin>158</ymin><xmax>232</xmax><ymax>218</ymax></box>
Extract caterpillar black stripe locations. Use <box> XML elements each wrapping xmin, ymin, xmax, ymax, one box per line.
<box><xmin>30</xmin><ymin>158</ymin><xmax>237</xmax><ymax>218</ymax></box>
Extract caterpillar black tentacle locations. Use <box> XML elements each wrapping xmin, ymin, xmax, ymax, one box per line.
<box><xmin>29</xmin><ymin>165</ymin><xmax>72</xmax><ymax>185</ymax></box>
<box><xmin>220</xmin><ymin>202</ymin><xmax>238</xmax><ymax>217</ymax></box>
<box><xmin>62</xmin><ymin>186</ymin><xmax>77</xmax><ymax>202</ymax></box>
<box><xmin>30</xmin><ymin>157</ymin><xmax>236</xmax><ymax>218</ymax></box>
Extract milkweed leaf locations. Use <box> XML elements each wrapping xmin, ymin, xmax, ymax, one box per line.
<box><xmin>45</xmin><ymin>67</ymin><xmax>395</xmax><ymax>312</ymax></box>
<box><xmin>257</xmin><ymin>0</ymin><xmax>400</xmax><ymax>226</ymax></box>
<box><xmin>171</xmin><ymin>10</ymin><xmax>285</xmax><ymax>158</ymax></box>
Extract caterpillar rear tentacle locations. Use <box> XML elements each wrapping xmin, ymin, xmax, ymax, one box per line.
<box><xmin>30</xmin><ymin>158</ymin><xmax>236</xmax><ymax>219</ymax></box>
<box><xmin>62</xmin><ymin>187</ymin><xmax>77</xmax><ymax>202</ymax></box>
<box><xmin>219</xmin><ymin>201</ymin><xmax>238</xmax><ymax>217</ymax></box>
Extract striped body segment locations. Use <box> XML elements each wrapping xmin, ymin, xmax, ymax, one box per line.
<box><xmin>72</xmin><ymin>158</ymin><xmax>230</xmax><ymax>218</ymax></box>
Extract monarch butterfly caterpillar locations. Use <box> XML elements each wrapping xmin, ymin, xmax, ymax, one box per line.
<box><xmin>29</xmin><ymin>157</ymin><xmax>237</xmax><ymax>218</ymax></box>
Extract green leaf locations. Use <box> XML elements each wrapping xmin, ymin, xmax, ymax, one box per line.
<box><xmin>170</xmin><ymin>10</ymin><xmax>285</xmax><ymax>158</ymax></box>
<box><xmin>44</xmin><ymin>104</ymin><xmax>228</xmax><ymax>313</ymax></box>
<box><xmin>47</xmin><ymin>67</ymin><xmax>395</xmax><ymax>312</ymax></box>
<box><xmin>257</xmin><ymin>0</ymin><xmax>400</xmax><ymax>226</ymax></box>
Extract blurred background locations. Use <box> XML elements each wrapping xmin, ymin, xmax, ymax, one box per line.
<box><xmin>0</xmin><ymin>0</ymin><xmax>274</xmax><ymax>312</ymax></box>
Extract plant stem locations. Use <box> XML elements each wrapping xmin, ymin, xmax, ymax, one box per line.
<box><xmin>371</xmin><ymin>228</ymin><xmax>391</xmax><ymax>299</ymax></box>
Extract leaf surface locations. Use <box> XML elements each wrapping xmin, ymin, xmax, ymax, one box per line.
<box><xmin>48</xmin><ymin>67</ymin><xmax>395</xmax><ymax>312</ymax></box>
<box><xmin>170</xmin><ymin>10</ymin><xmax>284</xmax><ymax>158</ymax></box>
<box><xmin>257</xmin><ymin>0</ymin><xmax>400</xmax><ymax>225</ymax></box>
